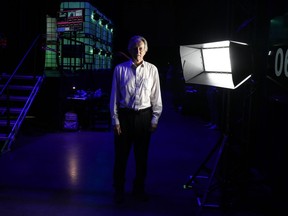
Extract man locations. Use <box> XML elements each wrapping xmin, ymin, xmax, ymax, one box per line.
<box><xmin>110</xmin><ymin>35</ymin><xmax>163</xmax><ymax>204</ymax></box>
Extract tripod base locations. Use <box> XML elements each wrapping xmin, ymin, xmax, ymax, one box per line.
<box><xmin>184</xmin><ymin>134</ymin><xmax>228</xmax><ymax>208</ymax></box>
<box><xmin>197</xmin><ymin>197</ymin><xmax>220</xmax><ymax>208</ymax></box>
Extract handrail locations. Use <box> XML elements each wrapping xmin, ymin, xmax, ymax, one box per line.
<box><xmin>3</xmin><ymin>75</ymin><xmax>44</xmax><ymax>153</ymax></box>
<box><xmin>0</xmin><ymin>34</ymin><xmax>45</xmax><ymax>153</ymax></box>
<box><xmin>0</xmin><ymin>34</ymin><xmax>42</xmax><ymax>96</ymax></box>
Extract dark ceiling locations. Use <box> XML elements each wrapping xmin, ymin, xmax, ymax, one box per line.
<box><xmin>1</xmin><ymin>0</ymin><xmax>288</xmax><ymax>66</ymax></box>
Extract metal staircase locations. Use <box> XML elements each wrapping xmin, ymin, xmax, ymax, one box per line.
<box><xmin>0</xmin><ymin>34</ymin><xmax>45</xmax><ymax>154</ymax></box>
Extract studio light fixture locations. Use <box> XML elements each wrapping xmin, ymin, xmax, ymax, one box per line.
<box><xmin>101</xmin><ymin>19</ymin><xmax>109</xmax><ymax>26</ymax></box>
<box><xmin>92</xmin><ymin>11</ymin><xmax>101</xmax><ymax>21</ymax></box>
<box><xmin>93</xmin><ymin>47</ymin><xmax>101</xmax><ymax>55</ymax></box>
<box><xmin>181</xmin><ymin>40</ymin><xmax>254</xmax><ymax>208</ymax></box>
<box><xmin>107</xmin><ymin>23</ymin><xmax>113</xmax><ymax>31</ymax></box>
<box><xmin>180</xmin><ymin>40</ymin><xmax>254</xmax><ymax>89</ymax></box>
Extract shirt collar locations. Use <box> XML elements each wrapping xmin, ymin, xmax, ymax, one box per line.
<box><xmin>129</xmin><ymin>59</ymin><xmax>145</xmax><ymax>68</ymax></box>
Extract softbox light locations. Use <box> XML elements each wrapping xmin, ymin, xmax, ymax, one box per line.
<box><xmin>180</xmin><ymin>40</ymin><xmax>253</xmax><ymax>89</ymax></box>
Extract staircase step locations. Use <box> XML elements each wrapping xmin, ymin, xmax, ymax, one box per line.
<box><xmin>0</xmin><ymin>95</ymin><xmax>29</xmax><ymax>101</ymax></box>
<box><xmin>0</xmin><ymin>84</ymin><xmax>34</xmax><ymax>91</ymax></box>
<box><xmin>0</xmin><ymin>74</ymin><xmax>41</xmax><ymax>89</ymax></box>
<box><xmin>0</xmin><ymin>107</ymin><xmax>22</xmax><ymax>114</ymax></box>
<box><xmin>0</xmin><ymin>119</ymin><xmax>16</xmax><ymax>126</ymax></box>
<box><xmin>0</xmin><ymin>133</ymin><xmax>9</xmax><ymax>141</ymax></box>
<box><xmin>0</xmin><ymin>73</ymin><xmax>44</xmax><ymax>152</ymax></box>
<box><xmin>1</xmin><ymin>74</ymin><xmax>39</xmax><ymax>80</ymax></box>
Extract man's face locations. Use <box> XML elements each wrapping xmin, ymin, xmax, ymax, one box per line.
<box><xmin>129</xmin><ymin>40</ymin><xmax>146</xmax><ymax>64</ymax></box>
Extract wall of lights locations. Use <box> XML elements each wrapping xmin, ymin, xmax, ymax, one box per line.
<box><xmin>44</xmin><ymin>1</ymin><xmax>113</xmax><ymax>74</ymax></box>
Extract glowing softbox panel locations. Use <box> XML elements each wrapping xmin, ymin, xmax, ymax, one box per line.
<box><xmin>180</xmin><ymin>40</ymin><xmax>253</xmax><ymax>89</ymax></box>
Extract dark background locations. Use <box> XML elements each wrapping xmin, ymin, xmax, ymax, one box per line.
<box><xmin>2</xmin><ymin>0</ymin><xmax>288</xmax><ymax>68</ymax></box>
<box><xmin>1</xmin><ymin>0</ymin><xmax>288</xmax><ymax>200</ymax></box>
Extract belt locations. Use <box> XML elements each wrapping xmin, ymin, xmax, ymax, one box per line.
<box><xmin>119</xmin><ymin>107</ymin><xmax>151</xmax><ymax>114</ymax></box>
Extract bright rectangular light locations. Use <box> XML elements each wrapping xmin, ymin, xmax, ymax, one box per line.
<box><xmin>202</xmin><ymin>47</ymin><xmax>231</xmax><ymax>72</ymax></box>
<box><xmin>180</xmin><ymin>40</ymin><xmax>253</xmax><ymax>89</ymax></box>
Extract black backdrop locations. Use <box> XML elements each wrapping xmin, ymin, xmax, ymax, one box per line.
<box><xmin>1</xmin><ymin>0</ymin><xmax>288</xmax><ymax>202</ymax></box>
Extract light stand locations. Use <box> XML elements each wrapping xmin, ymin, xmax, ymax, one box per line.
<box><xmin>180</xmin><ymin>40</ymin><xmax>253</xmax><ymax>208</ymax></box>
<box><xmin>183</xmin><ymin>88</ymin><xmax>231</xmax><ymax>208</ymax></box>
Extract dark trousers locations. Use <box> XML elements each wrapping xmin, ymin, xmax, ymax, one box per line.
<box><xmin>113</xmin><ymin>108</ymin><xmax>152</xmax><ymax>193</ymax></box>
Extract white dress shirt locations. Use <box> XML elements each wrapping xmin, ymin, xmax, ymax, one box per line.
<box><xmin>110</xmin><ymin>60</ymin><xmax>162</xmax><ymax>126</ymax></box>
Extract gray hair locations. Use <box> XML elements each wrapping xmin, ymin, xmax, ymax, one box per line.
<box><xmin>127</xmin><ymin>35</ymin><xmax>148</xmax><ymax>52</ymax></box>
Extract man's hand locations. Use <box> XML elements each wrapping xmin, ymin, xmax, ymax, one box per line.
<box><xmin>114</xmin><ymin>124</ymin><xmax>121</xmax><ymax>135</ymax></box>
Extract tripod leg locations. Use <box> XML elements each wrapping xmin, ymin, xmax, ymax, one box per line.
<box><xmin>199</xmin><ymin>134</ymin><xmax>228</xmax><ymax>207</ymax></box>
<box><xmin>184</xmin><ymin>133</ymin><xmax>225</xmax><ymax>188</ymax></box>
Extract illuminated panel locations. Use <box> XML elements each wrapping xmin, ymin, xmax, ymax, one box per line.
<box><xmin>180</xmin><ymin>40</ymin><xmax>253</xmax><ymax>89</ymax></box>
<box><xmin>202</xmin><ymin>47</ymin><xmax>231</xmax><ymax>72</ymax></box>
<box><xmin>57</xmin><ymin>9</ymin><xmax>84</xmax><ymax>32</ymax></box>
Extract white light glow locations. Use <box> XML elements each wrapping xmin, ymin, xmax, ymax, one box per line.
<box><xmin>202</xmin><ymin>48</ymin><xmax>231</xmax><ymax>72</ymax></box>
<box><xmin>180</xmin><ymin>40</ymin><xmax>252</xmax><ymax>89</ymax></box>
<box><xmin>66</xmin><ymin>145</ymin><xmax>80</xmax><ymax>186</ymax></box>
<box><xmin>202</xmin><ymin>40</ymin><xmax>230</xmax><ymax>48</ymax></box>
